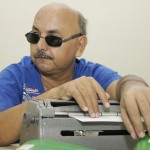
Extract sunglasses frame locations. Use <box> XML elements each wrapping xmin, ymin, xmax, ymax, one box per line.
<box><xmin>25</xmin><ymin>32</ymin><xmax>83</xmax><ymax>47</ymax></box>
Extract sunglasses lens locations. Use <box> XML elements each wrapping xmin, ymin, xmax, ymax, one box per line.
<box><xmin>26</xmin><ymin>33</ymin><xmax>39</xmax><ymax>44</ymax></box>
<box><xmin>46</xmin><ymin>36</ymin><xmax>62</xmax><ymax>47</ymax></box>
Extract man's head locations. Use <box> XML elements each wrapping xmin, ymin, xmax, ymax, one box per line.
<box><xmin>26</xmin><ymin>2</ymin><xmax>87</xmax><ymax>76</ymax></box>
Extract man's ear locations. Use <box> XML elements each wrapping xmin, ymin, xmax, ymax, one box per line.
<box><xmin>76</xmin><ymin>35</ymin><xmax>87</xmax><ymax>57</ymax></box>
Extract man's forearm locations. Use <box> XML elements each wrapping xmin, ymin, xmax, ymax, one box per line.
<box><xmin>116</xmin><ymin>75</ymin><xmax>149</xmax><ymax>101</ymax></box>
<box><xmin>0</xmin><ymin>87</ymin><xmax>64</xmax><ymax>146</ymax></box>
<box><xmin>34</xmin><ymin>86</ymin><xmax>71</xmax><ymax>100</ymax></box>
<box><xmin>33</xmin><ymin>87</ymin><xmax>62</xmax><ymax>100</ymax></box>
<box><xmin>0</xmin><ymin>102</ymin><xmax>28</xmax><ymax>146</ymax></box>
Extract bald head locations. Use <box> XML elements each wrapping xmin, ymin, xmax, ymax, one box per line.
<box><xmin>33</xmin><ymin>2</ymin><xmax>87</xmax><ymax>35</ymax></box>
<box><xmin>37</xmin><ymin>2</ymin><xmax>77</xmax><ymax>15</ymax></box>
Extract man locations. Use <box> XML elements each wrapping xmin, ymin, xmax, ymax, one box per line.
<box><xmin>0</xmin><ymin>2</ymin><xmax>150</xmax><ymax>146</ymax></box>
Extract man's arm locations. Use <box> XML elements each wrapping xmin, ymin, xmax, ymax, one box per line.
<box><xmin>0</xmin><ymin>88</ymin><xmax>60</xmax><ymax>146</ymax></box>
<box><xmin>0</xmin><ymin>87</ymin><xmax>62</xmax><ymax>146</ymax></box>
<box><xmin>0</xmin><ymin>102</ymin><xmax>27</xmax><ymax>146</ymax></box>
<box><xmin>115</xmin><ymin>75</ymin><xmax>150</xmax><ymax>139</ymax></box>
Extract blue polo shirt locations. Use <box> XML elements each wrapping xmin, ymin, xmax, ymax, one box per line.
<box><xmin>0</xmin><ymin>56</ymin><xmax>121</xmax><ymax>111</ymax></box>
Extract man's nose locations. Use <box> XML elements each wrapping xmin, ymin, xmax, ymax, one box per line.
<box><xmin>36</xmin><ymin>36</ymin><xmax>48</xmax><ymax>50</ymax></box>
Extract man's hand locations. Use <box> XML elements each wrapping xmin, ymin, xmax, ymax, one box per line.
<box><xmin>37</xmin><ymin>76</ymin><xmax>110</xmax><ymax>118</ymax></box>
<box><xmin>56</xmin><ymin>76</ymin><xmax>110</xmax><ymax>117</ymax></box>
<box><xmin>120</xmin><ymin>82</ymin><xmax>150</xmax><ymax>139</ymax></box>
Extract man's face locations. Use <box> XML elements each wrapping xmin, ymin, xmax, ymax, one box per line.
<box><xmin>30</xmin><ymin>6</ymin><xmax>81</xmax><ymax>76</ymax></box>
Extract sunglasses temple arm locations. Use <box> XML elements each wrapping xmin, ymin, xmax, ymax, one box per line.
<box><xmin>63</xmin><ymin>33</ymin><xmax>83</xmax><ymax>43</ymax></box>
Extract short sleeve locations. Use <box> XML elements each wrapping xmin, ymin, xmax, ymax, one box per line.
<box><xmin>0</xmin><ymin>69</ymin><xmax>22</xmax><ymax>111</ymax></box>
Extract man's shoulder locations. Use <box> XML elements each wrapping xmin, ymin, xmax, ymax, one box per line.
<box><xmin>1</xmin><ymin>56</ymin><xmax>37</xmax><ymax>75</ymax></box>
<box><xmin>77</xmin><ymin>58</ymin><xmax>96</xmax><ymax>65</ymax></box>
<box><xmin>19</xmin><ymin>56</ymin><xmax>34</xmax><ymax>67</ymax></box>
<box><xmin>75</xmin><ymin>58</ymin><xmax>118</xmax><ymax>76</ymax></box>
<box><xmin>76</xmin><ymin>58</ymin><xmax>102</xmax><ymax>69</ymax></box>
<box><xmin>10</xmin><ymin>56</ymin><xmax>33</xmax><ymax>68</ymax></box>
<box><xmin>74</xmin><ymin>58</ymin><xmax>103</xmax><ymax>78</ymax></box>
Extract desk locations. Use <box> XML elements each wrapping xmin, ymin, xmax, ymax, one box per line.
<box><xmin>0</xmin><ymin>144</ymin><xmax>19</xmax><ymax>150</ymax></box>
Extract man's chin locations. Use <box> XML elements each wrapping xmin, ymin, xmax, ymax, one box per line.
<box><xmin>37</xmin><ymin>67</ymin><xmax>52</xmax><ymax>76</ymax></box>
<box><xmin>37</xmin><ymin>64</ymin><xmax>49</xmax><ymax>70</ymax></box>
<box><xmin>33</xmin><ymin>59</ymin><xmax>58</xmax><ymax>75</ymax></box>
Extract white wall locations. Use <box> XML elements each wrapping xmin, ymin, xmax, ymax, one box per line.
<box><xmin>0</xmin><ymin>0</ymin><xmax>150</xmax><ymax>84</ymax></box>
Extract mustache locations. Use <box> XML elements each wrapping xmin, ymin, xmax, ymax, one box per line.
<box><xmin>35</xmin><ymin>50</ymin><xmax>53</xmax><ymax>59</ymax></box>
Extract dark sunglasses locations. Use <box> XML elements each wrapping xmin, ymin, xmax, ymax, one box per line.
<box><xmin>25</xmin><ymin>32</ymin><xmax>83</xmax><ymax>47</ymax></box>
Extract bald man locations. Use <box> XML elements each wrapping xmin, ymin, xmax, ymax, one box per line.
<box><xmin>0</xmin><ymin>2</ymin><xmax>150</xmax><ymax>146</ymax></box>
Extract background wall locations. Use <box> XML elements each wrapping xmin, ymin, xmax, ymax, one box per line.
<box><xmin>0</xmin><ymin>0</ymin><xmax>150</xmax><ymax>84</ymax></box>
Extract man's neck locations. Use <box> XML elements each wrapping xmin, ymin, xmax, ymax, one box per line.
<box><xmin>41</xmin><ymin>70</ymin><xmax>73</xmax><ymax>91</ymax></box>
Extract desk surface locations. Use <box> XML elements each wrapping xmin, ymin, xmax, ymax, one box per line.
<box><xmin>0</xmin><ymin>144</ymin><xmax>19</xmax><ymax>150</ymax></box>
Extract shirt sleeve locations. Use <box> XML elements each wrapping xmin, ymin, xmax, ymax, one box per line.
<box><xmin>92</xmin><ymin>64</ymin><xmax>122</xmax><ymax>91</ymax></box>
<box><xmin>0</xmin><ymin>69</ymin><xmax>22</xmax><ymax>111</ymax></box>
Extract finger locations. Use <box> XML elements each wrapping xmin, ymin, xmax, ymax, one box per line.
<box><xmin>121</xmin><ymin>104</ymin><xmax>138</xmax><ymax>139</ymax></box>
<box><xmin>71</xmin><ymin>86</ymin><xmax>88</xmax><ymax>112</ymax></box>
<box><xmin>75</xmin><ymin>77</ymin><xmax>98</xmax><ymax>117</ymax></box>
<box><xmin>136</xmin><ymin>95</ymin><xmax>150</xmax><ymax>135</ymax></box>
<box><xmin>125</xmin><ymin>97</ymin><xmax>145</xmax><ymax>138</ymax></box>
<box><xmin>89</xmin><ymin>77</ymin><xmax>109</xmax><ymax>108</ymax></box>
<box><xmin>106</xmin><ymin>92</ymin><xmax>110</xmax><ymax>99</ymax></box>
<box><xmin>145</xmin><ymin>91</ymin><xmax>150</xmax><ymax>135</ymax></box>
<box><xmin>59</xmin><ymin>82</ymin><xmax>88</xmax><ymax>111</ymax></box>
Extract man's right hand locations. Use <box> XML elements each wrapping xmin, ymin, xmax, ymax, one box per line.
<box><xmin>46</xmin><ymin>76</ymin><xmax>110</xmax><ymax>118</ymax></box>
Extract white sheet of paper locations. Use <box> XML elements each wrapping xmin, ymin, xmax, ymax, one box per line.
<box><xmin>69</xmin><ymin>113</ymin><xmax>123</xmax><ymax>122</ymax></box>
